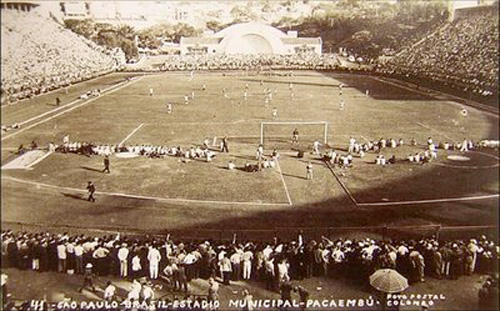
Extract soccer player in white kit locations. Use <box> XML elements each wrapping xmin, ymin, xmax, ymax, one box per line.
<box><xmin>149</xmin><ymin>88</ymin><xmax>154</xmax><ymax>96</ymax></box>
<box><xmin>184</xmin><ymin>95</ymin><xmax>189</xmax><ymax>105</ymax></box>
<box><xmin>63</xmin><ymin>134</ymin><xmax>70</xmax><ymax>146</ymax></box>
<box><xmin>460</xmin><ymin>138</ymin><xmax>469</xmax><ymax>152</ymax></box>
<box><xmin>340</xmin><ymin>98</ymin><xmax>345</xmax><ymax>110</ymax></box>
<box><xmin>313</xmin><ymin>140</ymin><xmax>321</xmax><ymax>155</ymax></box>
<box><xmin>272</xmin><ymin>107</ymin><xmax>278</xmax><ymax>120</ymax></box>
<box><xmin>166</xmin><ymin>103</ymin><xmax>172</xmax><ymax>114</ymax></box>
<box><xmin>429</xmin><ymin>143</ymin><xmax>438</xmax><ymax>160</ymax></box>
<box><xmin>306</xmin><ymin>162</ymin><xmax>314</xmax><ymax>180</ymax></box>
<box><xmin>348</xmin><ymin>137</ymin><xmax>356</xmax><ymax>153</ymax></box>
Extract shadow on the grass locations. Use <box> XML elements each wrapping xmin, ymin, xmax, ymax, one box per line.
<box><xmin>80</xmin><ymin>166</ymin><xmax>103</xmax><ymax>173</ymax></box>
<box><xmin>321</xmin><ymin>72</ymin><xmax>438</xmax><ymax>101</ymax></box>
<box><xmin>281</xmin><ymin>173</ymin><xmax>306</xmax><ymax>180</ymax></box>
<box><xmin>61</xmin><ymin>192</ymin><xmax>85</xmax><ymax>201</ymax></box>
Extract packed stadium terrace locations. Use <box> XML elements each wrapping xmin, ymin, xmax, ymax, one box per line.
<box><xmin>379</xmin><ymin>7</ymin><xmax>499</xmax><ymax>99</ymax></box>
<box><xmin>0</xmin><ymin>10</ymin><xmax>118</xmax><ymax>105</ymax></box>
<box><xmin>1</xmin><ymin>230</ymin><xmax>498</xmax><ymax>306</ymax></box>
<box><xmin>158</xmin><ymin>54</ymin><xmax>341</xmax><ymax>71</ymax></box>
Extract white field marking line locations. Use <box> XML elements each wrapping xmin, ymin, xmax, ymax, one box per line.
<box><xmin>14</xmin><ymin>77</ymin><xmax>128</xmax><ymax>127</ymax></box>
<box><xmin>432</xmin><ymin>162</ymin><xmax>500</xmax><ymax>170</ymax></box>
<box><xmin>370</xmin><ymin>76</ymin><xmax>434</xmax><ymax>98</ymax></box>
<box><xmin>118</xmin><ymin>124</ymin><xmax>144</xmax><ymax>146</ymax></box>
<box><xmin>357</xmin><ymin>194</ymin><xmax>500</xmax><ymax>207</ymax></box>
<box><xmin>1</xmin><ymin>77</ymin><xmax>144</xmax><ymax>141</ymax></box>
<box><xmin>370</xmin><ymin>76</ymin><xmax>498</xmax><ymax>117</ymax></box>
<box><xmin>323</xmin><ymin>161</ymin><xmax>358</xmax><ymax>207</ymax></box>
<box><xmin>0</xmin><ymin>70</ymin><xmax>122</xmax><ymax>110</ymax></box>
<box><xmin>432</xmin><ymin>150</ymin><xmax>500</xmax><ymax>170</ymax></box>
<box><xmin>416</xmin><ymin>121</ymin><xmax>454</xmax><ymax>141</ymax></box>
<box><xmin>276</xmin><ymin>160</ymin><xmax>293</xmax><ymax>206</ymax></box>
<box><xmin>25</xmin><ymin>151</ymin><xmax>53</xmax><ymax>169</ymax></box>
<box><xmin>2</xmin><ymin>176</ymin><xmax>290</xmax><ymax>207</ymax></box>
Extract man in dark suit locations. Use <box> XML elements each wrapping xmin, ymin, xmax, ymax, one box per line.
<box><xmin>103</xmin><ymin>156</ymin><xmax>110</xmax><ymax>173</ymax></box>
<box><xmin>86</xmin><ymin>181</ymin><xmax>96</xmax><ymax>202</ymax></box>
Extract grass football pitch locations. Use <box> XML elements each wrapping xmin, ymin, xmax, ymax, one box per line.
<box><xmin>1</xmin><ymin>71</ymin><xmax>498</xmax><ymax>238</ymax></box>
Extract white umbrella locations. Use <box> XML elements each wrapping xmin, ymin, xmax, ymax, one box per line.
<box><xmin>369</xmin><ymin>269</ymin><xmax>409</xmax><ymax>293</ymax></box>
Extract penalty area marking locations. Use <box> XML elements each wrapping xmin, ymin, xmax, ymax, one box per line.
<box><xmin>357</xmin><ymin>194</ymin><xmax>500</xmax><ymax>207</ymax></box>
<box><xmin>276</xmin><ymin>160</ymin><xmax>293</xmax><ymax>206</ymax></box>
<box><xmin>416</xmin><ymin>122</ymin><xmax>454</xmax><ymax>141</ymax></box>
<box><xmin>25</xmin><ymin>151</ymin><xmax>53</xmax><ymax>169</ymax></box>
<box><xmin>2</xmin><ymin>176</ymin><xmax>290</xmax><ymax>207</ymax></box>
<box><xmin>118</xmin><ymin>124</ymin><xmax>144</xmax><ymax>146</ymax></box>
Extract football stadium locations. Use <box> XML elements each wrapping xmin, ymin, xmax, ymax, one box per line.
<box><xmin>1</xmin><ymin>1</ymin><xmax>499</xmax><ymax>310</ymax></box>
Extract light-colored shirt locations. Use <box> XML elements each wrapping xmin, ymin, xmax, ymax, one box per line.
<box><xmin>148</xmin><ymin>247</ymin><xmax>162</xmax><ymax>264</ymax></box>
<box><xmin>118</xmin><ymin>247</ymin><xmax>129</xmax><ymax>261</ymax></box>
<box><xmin>242</xmin><ymin>251</ymin><xmax>254</xmax><ymax>262</ymax></box>
<box><xmin>132</xmin><ymin>256</ymin><xmax>141</xmax><ymax>271</ymax></box>
<box><xmin>74</xmin><ymin>245</ymin><xmax>84</xmax><ymax>257</ymax></box>
<box><xmin>220</xmin><ymin>257</ymin><xmax>232</xmax><ymax>272</ymax></box>
<box><xmin>230</xmin><ymin>252</ymin><xmax>242</xmax><ymax>264</ymax></box>
<box><xmin>104</xmin><ymin>285</ymin><xmax>116</xmax><ymax>299</ymax></box>
<box><xmin>57</xmin><ymin>244</ymin><xmax>67</xmax><ymax>260</ymax></box>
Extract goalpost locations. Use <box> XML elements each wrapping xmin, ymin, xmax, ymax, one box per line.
<box><xmin>260</xmin><ymin>121</ymin><xmax>329</xmax><ymax>147</ymax></box>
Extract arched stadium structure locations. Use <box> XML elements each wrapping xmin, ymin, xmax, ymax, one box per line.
<box><xmin>180</xmin><ymin>22</ymin><xmax>322</xmax><ymax>55</ymax></box>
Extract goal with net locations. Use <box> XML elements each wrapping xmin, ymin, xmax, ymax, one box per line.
<box><xmin>260</xmin><ymin>121</ymin><xmax>328</xmax><ymax>149</ymax></box>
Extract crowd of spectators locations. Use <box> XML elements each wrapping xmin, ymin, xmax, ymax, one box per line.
<box><xmin>378</xmin><ymin>7</ymin><xmax>499</xmax><ymax>100</ymax></box>
<box><xmin>157</xmin><ymin>54</ymin><xmax>340</xmax><ymax>72</ymax></box>
<box><xmin>1</xmin><ymin>10</ymin><xmax>122</xmax><ymax>105</ymax></box>
<box><xmin>55</xmin><ymin>141</ymin><xmax>218</xmax><ymax>162</ymax></box>
<box><xmin>322</xmin><ymin>136</ymin><xmax>498</xmax><ymax>170</ymax></box>
<box><xmin>2</xmin><ymin>229</ymin><xmax>498</xmax><ymax>300</ymax></box>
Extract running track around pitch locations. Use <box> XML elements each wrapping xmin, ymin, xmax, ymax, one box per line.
<box><xmin>1</xmin><ymin>77</ymin><xmax>145</xmax><ymax>141</ymax></box>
